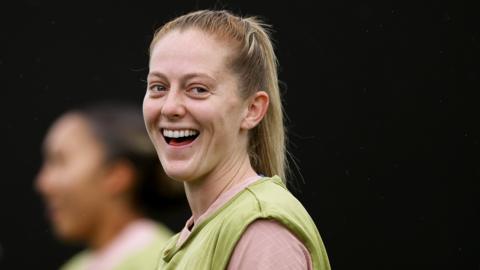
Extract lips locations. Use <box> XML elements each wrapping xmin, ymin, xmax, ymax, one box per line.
<box><xmin>162</xmin><ymin>128</ymin><xmax>199</xmax><ymax>146</ymax></box>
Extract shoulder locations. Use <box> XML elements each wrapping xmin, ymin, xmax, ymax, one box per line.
<box><xmin>224</xmin><ymin>176</ymin><xmax>313</xmax><ymax>225</ymax></box>
<box><xmin>227</xmin><ymin>219</ymin><xmax>312</xmax><ymax>270</ymax></box>
<box><xmin>219</xmin><ymin>176</ymin><xmax>330</xmax><ymax>270</ymax></box>
<box><xmin>152</xmin><ymin>221</ymin><xmax>175</xmax><ymax>244</ymax></box>
<box><xmin>244</xmin><ymin>176</ymin><xmax>306</xmax><ymax>209</ymax></box>
<box><xmin>59</xmin><ymin>251</ymin><xmax>90</xmax><ymax>270</ymax></box>
<box><xmin>114</xmin><ymin>224</ymin><xmax>175</xmax><ymax>270</ymax></box>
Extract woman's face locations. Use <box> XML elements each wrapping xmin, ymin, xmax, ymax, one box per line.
<box><xmin>35</xmin><ymin>114</ymin><xmax>108</xmax><ymax>242</ymax></box>
<box><xmin>143</xmin><ymin>29</ymin><xmax>249</xmax><ymax>183</ymax></box>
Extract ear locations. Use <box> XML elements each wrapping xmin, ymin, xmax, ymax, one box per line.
<box><xmin>102</xmin><ymin>160</ymin><xmax>136</xmax><ymax>197</ymax></box>
<box><xmin>241</xmin><ymin>91</ymin><xmax>269</xmax><ymax>130</ymax></box>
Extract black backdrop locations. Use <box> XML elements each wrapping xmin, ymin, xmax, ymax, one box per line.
<box><xmin>0</xmin><ymin>1</ymin><xmax>478</xmax><ymax>269</ymax></box>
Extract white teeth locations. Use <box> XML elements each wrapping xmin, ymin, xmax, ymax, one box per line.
<box><xmin>163</xmin><ymin>129</ymin><xmax>199</xmax><ymax>138</ymax></box>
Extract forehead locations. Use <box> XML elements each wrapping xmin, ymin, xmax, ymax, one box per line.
<box><xmin>149</xmin><ymin>28</ymin><xmax>235</xmax><ymax>78</ymax></box>
<box><xmin>44</xmin><ymin>114</ymin><xmax>96</xmax><ymax>153</ymax></box>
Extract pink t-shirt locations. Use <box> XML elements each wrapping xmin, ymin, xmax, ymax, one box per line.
<box><xmin>177</xmin><ymin>176</ymin><xmax>312</xmax><ymax>270</ymax></box>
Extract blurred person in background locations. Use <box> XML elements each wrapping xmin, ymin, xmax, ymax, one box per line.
<box><xmin>35</xmin><ymin>102</ymin><xmax>184</xmax><ymax>270</ymax></box>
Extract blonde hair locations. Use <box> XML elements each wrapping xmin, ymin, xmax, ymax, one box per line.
<box><xmin>149</xmin><ymin>10</ymin><xmax>288</xmax><ymax>182</ymax></box>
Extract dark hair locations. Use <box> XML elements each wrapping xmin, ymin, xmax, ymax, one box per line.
<box><xmin>74</xmin><ymin>101</ymin><xmax>184</xmax><ymax>217</ymax></box>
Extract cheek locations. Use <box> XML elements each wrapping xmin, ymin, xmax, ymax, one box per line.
<box><xmin>50</xmin><ymin>176</ymin><xmax>87</xmax><ymax>235</ymax></box>
<box><xmin>55</xmin><ymin>170</ymin><xmax>91</xmax><ymax>214</ymax></box>
<box><xmin>58</xmin><ymin>170</ymin><xmax>102</xmax><ymax>220</ymax></box>
<box><xmin>199</xmin><ymin>104</ymin><xmax>242</xmax><ymax>148</ymax></box>
<box><xmin>143</xmin><ymin>96</ymin><xmax>159</xmax><ymax>125</ymax></box>
<box><xmin>219</xmin><ymin>100</ymin><xmax>245</xmax><ymax>131</ymax></box>
<box><xmin>56</xmin><ymin>185</ymin><xmax>101</xmax><ymax>240</ymax></box>
<box><xmin>59</xmin><ymin>159</ymin><xmax>104</xmax><ymax>206</ymax></box>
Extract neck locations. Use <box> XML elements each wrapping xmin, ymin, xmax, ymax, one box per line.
<box><xmin>88</xmin><ymin>203</ymin><xmax>143</xmax><ymax>251</ymax></box>
<box><xmin>185</xmin><ymin>153</ymin><xmax>257</xmax><ymax>223</ymax></box>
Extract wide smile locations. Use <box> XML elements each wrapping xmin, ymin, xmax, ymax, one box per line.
<box><xmin>162</xmin><ymin>128</ymin><xmax>200</xmax><ymax>147</ymax></box>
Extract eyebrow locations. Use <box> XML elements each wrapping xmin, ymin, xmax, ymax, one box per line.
<box><xmin>147</xmin><ymin>71</ymin><xmax>217</xmax><ymax>83</ymax></box>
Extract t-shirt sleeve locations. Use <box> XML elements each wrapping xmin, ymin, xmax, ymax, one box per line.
<box><xmin>227</xmin><ymin>219</ymin><xmax>312</xmax><ymax>270</ymax></box>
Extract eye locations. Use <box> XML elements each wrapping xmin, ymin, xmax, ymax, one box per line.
<box><xmin>148</xmin><ymin>84</ymin><xmax>168</xmax><ymax>97</ymax></box>
<box><xmin>187</xmin><ymin>86</ymin><xmax>210</xmax><ymax>98</ymax></box>
<box><xmin>151</xmin><ymin>84</ymin><xmax>166</xmax><ymax>92</ymax></box>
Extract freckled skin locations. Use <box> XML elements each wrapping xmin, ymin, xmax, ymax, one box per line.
<box><xmin>143</xmin><ymin>29</ymin><xmax>250</xmax><ymax>185</ymax></box>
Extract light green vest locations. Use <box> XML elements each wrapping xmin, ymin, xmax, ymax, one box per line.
<box><xmin>157</xmin><ymin>176</ymin><xmax>331</xmax><ymax>270</ymax></box>
<box><xmin>61</xmin><ymin>222</ymin><xmax>173</xmax><ymax>270</ymax></box>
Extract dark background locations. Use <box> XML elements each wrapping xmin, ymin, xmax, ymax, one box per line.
<box><xmin>0</xmin><ymin>0</ymin><xmax>478</xmax><ymax>269</ymax></box>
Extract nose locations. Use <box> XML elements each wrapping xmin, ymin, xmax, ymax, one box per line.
<box><xmin>35</xmin><ymin>166</ymin><xmax>53</xmax><ymax>196</ymax></box>
<box><xmin>161</xmin><ymin>88</ymin><xmax>186</xmax><ymax>120</ymax></box>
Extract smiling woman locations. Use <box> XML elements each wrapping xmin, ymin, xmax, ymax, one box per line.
<box><xmin>143</xmin><ymin>10</ymin><xmax>331</xmax><ymax>270</ymax></box>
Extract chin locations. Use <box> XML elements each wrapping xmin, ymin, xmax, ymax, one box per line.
<box><xmin>161</xmin><ymin>158</ymin><xmax>195</xmax><ymax>181</ymax></box>
<box><xmin>164</xmin><ymin>170</ymin><xmax>191</xmax><ymax>182</ymax></box>
<box><xmin>55</xmin><ymin>226</ymin><xmax>81</xmax><ymax>243</ymax></box>
<box><xmin>164</xmin><ymin>166</ymin><xmax>199</xmax><ymax>183</ymax></box>
<box><xmin>51</xmin><ymin>219</ymin><xmax>84</xmax><ymax>242</ymax></box>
